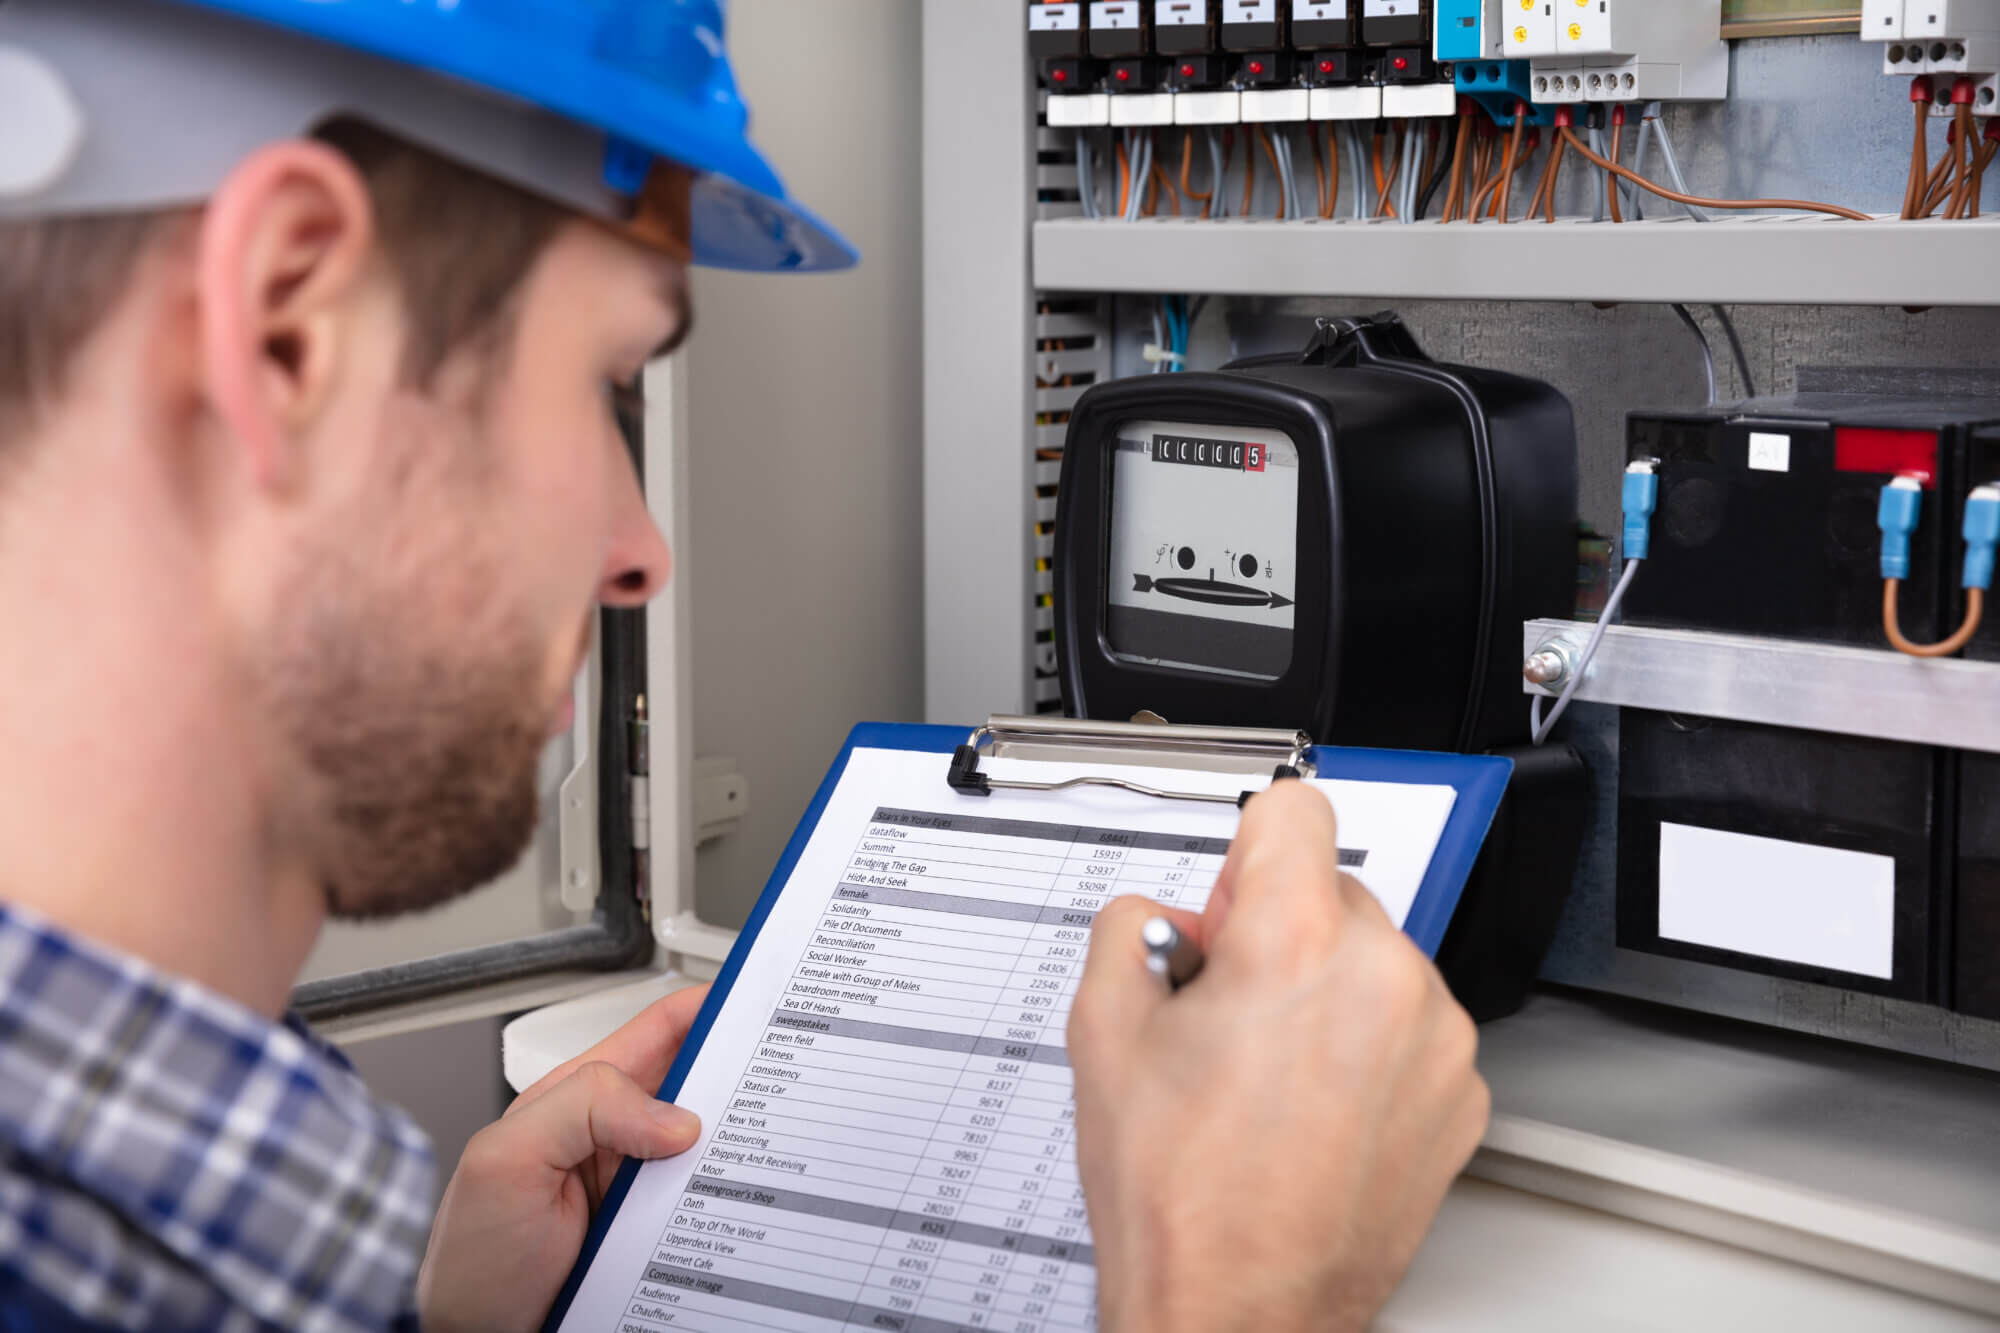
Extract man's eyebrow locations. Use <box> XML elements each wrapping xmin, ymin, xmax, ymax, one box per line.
<box><xmin>652</xmin><ymin>269</ymin><xmax>694</xmax><ymax>359</ymax></box>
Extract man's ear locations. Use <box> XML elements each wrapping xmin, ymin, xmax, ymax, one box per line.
<box><xmin>196</xmin><ymin>140</ymin><xmax>376</xmax><ymax>493</ymax></box>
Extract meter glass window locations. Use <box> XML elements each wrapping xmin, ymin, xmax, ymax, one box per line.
<box><xmin>1105</xmin><ymin>420</ymin><xmax>1300</xmax><ymax>680</ymax></box>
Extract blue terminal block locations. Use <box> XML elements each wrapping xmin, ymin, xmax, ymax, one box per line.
<box><xmin>1435</xmin><ymin>0</ymin><xmax>1487</xmax><ymax>61</ymax></box>
<box><xmin>1456</xmin><ymin>59</ymin><xmax>1555</xmax><ymax>127</ymax></box>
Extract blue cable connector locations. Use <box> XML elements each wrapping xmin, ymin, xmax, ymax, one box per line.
<box><xmin>1622</xmin><ymin>462</ymin><xmax>1659</xmax><ymax>562</ymax></box>
<box><xmin>1877</xmin><ymin>476</ymin><xmax>1923</xmax><ymax>581</ymax></box>
<box><xmin>1963</xmin><ymin>485</ymin><xmax>2000</xmax><ymax>591</ymax></box>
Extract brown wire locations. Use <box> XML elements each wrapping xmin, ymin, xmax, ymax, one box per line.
<box><xmin>1541</xmin><ymin>134</ymin><xmax>1567</xmax><ymax>223</ymax></box>
<box><xmin>1607</xmin><ymin>115</ymin><xmax>1625</xmax><ymax>224</ymax></box>
<box><xmin>1323</xmin><ymin>123</ymin><xmax>1341</xmax><ymax>218</ymax></box>
<box><xmin>1885</xmin><ymin>582</ymin><xmax>1983</xmax><ymax>657</ymax></box>
<box><xmin>1308</xmin><ymin>123</ymin><xmax>1328</xmax><ymax>217</ymax></box>
<box><xmin>1149</xmin><ymin>159</ymin><xmax>1179</xmax><ymax>216</ymax></box>
<box><xmin>1904</xmin><ymin>97</ymin><xmax>1929</xmax><ymax>219</ymax></box>
<box><xmin>1117</xmin><ymin>137</ymin><xmax>1132</xmax><ymax>216</ymax></box>
<box><xmin>1375</xmin><ymin>123</ymin><xmax>1403</xmax><ymax>219</ymax></box>
<box><xmin>1918</xmin><ymin>133</ymin><xmax>1957</xmax><ymax>217</ymax></box>
<box><xmin>1557</xmin><ymin>127</ymin><xmax>1870</xmax><ymax>221</ymax></box>
<box><xmin>1442</xmin><ymin>112</ymin><xmax>1473</xmax><ymax>224</ymax></box>
<box><xmin>1948</xmin><ymin>103</ymin><xmax>1978</xmax><ymax>219</ymax></box>
<box><xmin>1496</xmin><ymin>113</ymin><xmax>1526</xmax><ymax>224</ymax></box>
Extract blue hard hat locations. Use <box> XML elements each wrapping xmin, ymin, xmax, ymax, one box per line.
<box><xmin>148</xmin><ymin>0</ymin><xmax>857</xmax><ymax>273</ymax></box>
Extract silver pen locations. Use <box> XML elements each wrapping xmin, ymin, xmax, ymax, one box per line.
<box><xmin>1141</xmin><ymin>916</ymin><xmax>1205</xmax><ymax>991</ymax></box>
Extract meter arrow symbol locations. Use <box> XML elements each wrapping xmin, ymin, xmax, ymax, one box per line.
<box><xmin>1132</xmin><ymin>574</ymin><xmax>1293</xmax><ymax>611</ymax></box>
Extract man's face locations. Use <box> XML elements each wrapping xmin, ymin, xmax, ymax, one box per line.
<box><xmin>256</xmin><ymin>218</ymin><xmax>682</xmax><ymax>920</ymax></box>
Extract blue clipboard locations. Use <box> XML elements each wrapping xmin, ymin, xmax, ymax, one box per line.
<box><xmin>542</xmin><ymin>721</ymin><xmax>1511</xmax><ymax>1330</ymax></box>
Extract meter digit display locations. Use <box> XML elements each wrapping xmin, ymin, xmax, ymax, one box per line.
<box><xmin>1105</xmin><ymin>419</ymin><xmax>1300</xmax><ymax>680</ymax></box>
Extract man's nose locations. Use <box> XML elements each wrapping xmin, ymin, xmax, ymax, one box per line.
<box><xmin>599</xmin><ymin>444</ymin><xmax>671</xmax><ymax>607</ymax></box>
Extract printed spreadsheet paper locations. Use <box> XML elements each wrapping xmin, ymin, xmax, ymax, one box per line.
<box><xmin>558</xmin><ymin>748</ymin><xmax>1457</xmax><ymax>1333</ymax></box>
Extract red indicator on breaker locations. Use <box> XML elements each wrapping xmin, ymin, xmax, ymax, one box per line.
<box><xmin>1835</xmin><ymin>427</ymin><xmax>1939</xmax><ymax>486</ymax></box>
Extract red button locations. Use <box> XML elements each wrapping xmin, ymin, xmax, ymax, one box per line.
<box><xmin>1051</xmin><ymin>67</ymin><xmax>1068</xmax><ymax>82</ymax></box>
<box><xmin>1181</xmin><ymin>62</ymin><xmax>1196</xmax><ymax>76</ymax></box>
<box><xmin>1114</xmin><ymin>67</ymin><xmax>1130</xmax><ymax>81</ymax></box>
<box><xmin>1249</xmin><ymin>59</ymin><xmax>1265</xmax><ymax>74</ymax></box>
<box><xmin>1319</xmin><ymin>59</ymin><xmax>1335</xmax><ymax>73</ymax></box>
<box><xmin>1393</xmin><ymin>56</ymin><xmax>1409</xmax><ymax>70</ymax></box>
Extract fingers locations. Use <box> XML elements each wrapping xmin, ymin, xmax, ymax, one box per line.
<box><xmin>489</xmin><ymin>1061</ymin><xmax>702</xmax><ymax>1174</ymax></box>
<box><xmin>512</xmin><ymin>983</ymin><xmax>710</xmax><ymax>1113</ymax></box>
<box><xmin>1069</xmin><ymin>896</ymin><xmax>1196</xmax><ymax>1080</ymax></box>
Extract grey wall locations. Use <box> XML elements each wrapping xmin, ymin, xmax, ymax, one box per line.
<box><xmin>688</xmin><ymin>0</ymin><xmax>927</xmax><ymax>928</ymax></box>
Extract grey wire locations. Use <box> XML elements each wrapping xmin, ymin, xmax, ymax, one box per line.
<box><xmin>1650</xmin><ymin>107</ymin><xmax>1710</xmax><ymax>222</ymax></box>
<box><xmin>1206</xmin><ymin>127</ymin><xmax>1226</xmax><ymax>218</ymax></box>
<box><xmin>1076</xmin><ymin>130</ymin><xmax>1099</xmax><ymax>219</ymax></box>
<box><xmin>1151</xmin><ymin>304</ymin><xmax>1166</xmax><ymax>374</ymax></box>
<box><xmin>1123</xmin><ymin>130</ymin><xmax>1153</xmax><ymax>222</ymax></box>
<box><xmin>1531</xmin><ymin>559</ymin><xmax>1642</xmax><ymax>745</ymax></box>
<box><xmin>1399</xmin><ymin>124</ymin><xmax>1420</xmax><ymax>223</ymax></box>
<box><xmin>1344</xmin><ymin>124</ymin><xmax>1367</xmax><ymax>220</ymax></box>
<box><xmin>1711</xmin><ymin>305</ymin><xmax>1757</xmax><ymax>399</ymax></box>
<box><xmin>1628</xmin><ymin>106</ymin><xmax>1656</xmax><ymax>220</ymax></box>
<box><xmin>1588</xmin><ymin>127</ymin><xmax>1608</xmax><ymax>223</ymax></box>
<box><xmin>1274</xmin><ymin>129</ymin><xmax>1300</xmax><ymax>220</ymax></box>
<box><xmin>1672</xmin><ymin>303</ymin><xmax>1718</xmax><ymax>406</ymax></box>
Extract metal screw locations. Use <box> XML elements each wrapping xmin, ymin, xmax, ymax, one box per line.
<box><xmin>1522</xmin><ymin>639</ymin><xmax>1579</xmax><ymax>687</ymax></box>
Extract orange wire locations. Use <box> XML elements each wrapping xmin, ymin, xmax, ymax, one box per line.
<box><xmin>1557</xmin><ymin>127</ymin><xmax>1870</xmax><ymax>221</ymax></box>
<box><xmin>1885</xmin><ymin>582</ymin><xmax>1983</xmax><ymax>657</ymax></box>
<box><xmin>1905</xmin><ymin>96</ymin><xmax>1930</xmax><ymax>218</ymax></box>
<box><xmin>1376</xmin><ymin>123</ymin><xmax>1404</xmax><ymax>219</ymax></box>
<box><xmin>1180</xmin><ymin>130</ymin><xmax>1214</xmax><ymax>217</ymax></box>
<box><xmin>1116</xmin><ymin>137</ymin><xmax>1131</xmax><ymax>216</ymax></box>
<box><xmin>1150</xmin><ymin>156</ymin><xmax>1179</xmax><ymax>216</ymax></box>
<box><xmin>1308</xmin><ymin>123</ymin><xmax>1328</xmax><ymax>217</ymax></box>
<box><xmin>1324</xmin><ymin>123</ymin><xmax>1340</xmax><ymax>217</ymax></box>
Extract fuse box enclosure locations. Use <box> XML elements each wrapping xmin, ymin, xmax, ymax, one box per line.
<box><xmin>1030</xmin><ymin>0</ymin><xmax>1090</xmax><ymax>60</ymax></box>
<box><xmin>1089</xmin><ymin>0</ymin><xmax>1150</xmax><ymax>56</ymax></box>
<box><xmin>1362</xmin><ymin>0</ymin><xmax>1430</xmax><ymax>46</ymax></box>
<box><xmin>1292</xmin><ymin>0</ymin><xmax>1359</xmax><ymax>47</ymax></box>
<box><xmin>1154</xmin><ymin>0</ymin><xmax>1218</xmax><ymax>53</ymax></box>
<box><xmin>1221</xmin><ymin>0</ymin><xmax>1284</xmax><ymax>47</ymax></box>
<box><xmin>1436</xmin><ymin>0</ymin><xmax>1502</xmax><ymax>60</ymax></box>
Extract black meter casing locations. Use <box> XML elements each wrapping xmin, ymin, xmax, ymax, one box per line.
<box><xmin>1053</xmin><ymin>314</ymin><xmax>1575</xmax><ymax>754</ymax></box>
<box><xmin>1052</xmin><ymin>314</ymin><xmax>1585</xmax><ymax>1020</ymax></box>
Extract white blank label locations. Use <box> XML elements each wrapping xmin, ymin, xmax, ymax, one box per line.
<box><xmin>1748</xmin><ymin>431</ymin><xmax>1791</xmax><ymax>472</ymax></box>
<box><xmin>1657</xmin><ymin>822</ymin><xmax>1895</xmax><ymax>980</ymax></box>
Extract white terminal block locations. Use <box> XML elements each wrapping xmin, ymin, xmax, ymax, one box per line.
<box><xmin>1924</xmin><ymin>34</ymin><xmax>2000</xmax><ymax>73</ymax></box>
<box><xmin>1905</xmin><ymin>0</ymin><xmax>2000</xmax><ymax>38</ymax></box>
<box><xmin>1503</xmin><ymin>0</ymin><xmax>1560</xmax><ymax>58</ymax></box>
<box><xmin>1308</xmin><ymin>84</ymin><xmax>1384</xmax><ymax>119</ymax></box>
<box><xmin>1046</xmin><ymin>92</ymin><xmax>1112</xmax><ymax>127</ymax></box>
<box><xmin>1862</xmin><ymin>0</ymin><xmax>1906</xmax><ymax>38</ymax></box>
<box><xmin>1529</xmin><ymin>57</ymin><xmax>1586</xmax><ymax>102</ymax></box>
<box><xmin>1175</xmin><ymin>90</ymin><xmax>1243</xmax><ymax>124</ymax></box>
<box><xmin>1109</xmin><ymin>92</ymin><xmax>1176</xmax><ymax>125</ymax></box>
<box><xmin>1582</xmin><ymin>45</ymin><xmax>1729</xmax><ymax>101</ymax></box>
<box><xmin>1382</xmin><ymin>81</ymin><xmax>1460</xmax><ymax>117</ymax></box>
<box><xmin>1240</xmin><ymin>87</ymin><xmax>1311</xmax><ymax>121</ymax></box>
<box><xmin>1927</xmin><ymin>71</ymin><xmax>2000</xmax><ymax>113</ymax></box>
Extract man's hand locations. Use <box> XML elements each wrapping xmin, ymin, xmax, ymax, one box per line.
<box><xmin>1069</xmin><ymin>782</ymin><xmax>1489</xmax><ymax>1333</ymax></box>
<box><xmin>417</xmin><ymin>983</ymin><xmax>711</xmax><ymax>1332</ymax></box>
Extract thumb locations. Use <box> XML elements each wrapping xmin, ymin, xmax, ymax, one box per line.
<box><xmin>1068</xmin><ymin>896</ymin><xmax>1199</xmax><ymax>1078</ymax></box>
<box><xmin>496</xmin><ymin>1061</ymin><xmax>702</xmax><ymax>1173</ymax></box>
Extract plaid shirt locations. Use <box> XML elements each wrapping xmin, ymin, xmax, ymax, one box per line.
<box><xmin>0</xmin><ymin>903</ymin><xmax>436</xmax><ymax>1332</ymax></box>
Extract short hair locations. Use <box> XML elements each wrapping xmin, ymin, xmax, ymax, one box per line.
<box><xmin>0</xmin><ymin>117</ymin><xmax>569</xmax><ymax>450</ymax></box>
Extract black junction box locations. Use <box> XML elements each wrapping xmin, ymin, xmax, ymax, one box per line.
<box><xmin>1360</xmin><ymin>0</ymin><xmax>1429</xmax><ymax>45</ymax></box>
<box><xmin>1088</xmin><ymin>0</ymin><xmax>1149</xmax><ymax>57</ymax></box>
<box><xmin>1219</xmin><ymin>0</ymin><xmax>1283</xmax><ymax>49</ymax></box>
<box><xmin>1154</xmin><ymin>0</ymin><xmax>1218</xmax><ymax>53</ymax></box>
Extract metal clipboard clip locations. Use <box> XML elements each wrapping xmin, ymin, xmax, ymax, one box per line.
<box><xmin>945</xmin><ymin>714</ymin><xmax>1316</xmax><ymax>809</ymax></box>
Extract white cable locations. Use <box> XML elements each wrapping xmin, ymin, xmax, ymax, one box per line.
<box><xmin>1150</xmin><ymin>305</ymin><xmax>1166</xmax><ymax>373</ymax></box>
<box><xmin>1531</xmin><ymin>559</ymin><xmax>1642</xmax><ymax>745</ymax></box>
